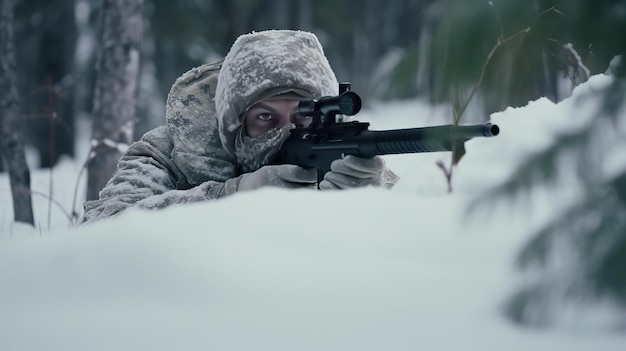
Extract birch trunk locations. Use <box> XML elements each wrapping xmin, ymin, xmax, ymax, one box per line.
<box><xmin>86</xmin><ymin>0</ymin><xmax>143</xmax><ymax>201</ymax></box>
<box><xmin>0</xmin><ymin>0</ymin><xmax>34</xmax><ymax>225</ymax></box>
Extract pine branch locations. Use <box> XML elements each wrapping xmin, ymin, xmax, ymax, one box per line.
<box><xmin>482</xmin><ymin>72</ymin><xmax>626</xmax><ymax>325</ymax></box>
<box><xmin>438</xmin><ymin>1</ymin><xmax>534</xmax><ymax>192</ymax></box>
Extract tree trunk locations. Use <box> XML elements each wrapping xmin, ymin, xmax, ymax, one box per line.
<box><xmin>273</xmin><ymin>0</ymin><xmax>289</xmax><ymax>29</ymax></box>
<box><xmin>86</xmin><ymin>0</ymin><xmax>143</xmax><ymax>201</ymax></box>
<box><xmin>0</xmin><ymin>0</ymin><xmax>34</xmax><ymax>224</ymax></box>
<box><xmin>133</xmin><ymin>13</ymin><xmax>165</xmax><ymax>141</ymax></box>
<box><xmin>297</xmin><ymin>0</ymin><xmax>312</xmax><ymax>31</ymax></box>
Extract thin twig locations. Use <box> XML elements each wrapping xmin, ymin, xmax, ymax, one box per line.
<box><xmin>31</xmin><ymin>189</ymin><xmax>73</xmax><ymax>225</ymax></box>
<box><xmin>454</xmin><ymin>2</ymin><xmax>560</xmax><ymax>122</ymax></box>
<box><xmin>540</xmin><ymin>5</ymin><xmax>560</xmax><ymax>17</ymax></box>
<box><xmin>456</xmin><ymin>28</ymin><xmax>530</xmax><ymax>122</ymax></box>
<box><xmin>436</xmin><ymin>160</ymin><xmax>452</xmax><ymax>193</ymax></box>
<box><xmin>440</xmin><ymin>2</ymin><xmax>544</xmax><ymax>192</ymax></box>
<box><xmin>71</xmin><ymin>146</ymin><xmax>95</xmax><ymax>222</ymax></box>
<box><xmin>45</xmin><ymin>77</ymin><xmax>58</xmax><ymax>229</ymax></box>
<box><xmin>0</xmin><ymin>188</ymin><xmax>73</xmax><ymax>224</ymax></box>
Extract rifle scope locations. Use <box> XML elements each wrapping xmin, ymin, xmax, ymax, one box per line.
<box><xmin>298</xmin><ymin>91</ymin><xmax>362</xmax><ymax>117</ymax></box>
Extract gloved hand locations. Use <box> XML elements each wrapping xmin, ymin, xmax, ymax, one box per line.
<box><xmin>319</xmin><ymin>155</ymin><xmax>387</xmax><ymax>190</ymax></box>
<box><xmin>232</xmin><ymin>164</ymin><xmax>318</xmax><ymax>192</ymax></box>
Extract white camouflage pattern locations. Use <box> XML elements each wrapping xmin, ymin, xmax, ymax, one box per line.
<box><xmin>80</xmin><ymin>30</ymin><xmax>395</xmax><ymax>224</ymax></box>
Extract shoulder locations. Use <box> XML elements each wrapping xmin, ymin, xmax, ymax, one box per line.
<box><xmin>139</xmin><ymin>125</ymin><xmax>172</xmax><ymax>147</ymax></box>
<box><xmin>125</xmin><ymin>125</ymin><xmax>173</xmax><ymax>157</ymax></box>
<box><xmin>166</xmin><ymin>60</ymin><xmax>223</xmax><ymax>108</ymax></box>
<box><xmin>122</xmin><ymin>125</ymin><xmax>175</xmax><ymax>169</ymax></box>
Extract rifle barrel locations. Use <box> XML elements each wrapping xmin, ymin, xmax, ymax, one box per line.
<box><xmin>365</xmin><ymin>123</ymin><xmax>499</xmax><ymax>156</ymax></box>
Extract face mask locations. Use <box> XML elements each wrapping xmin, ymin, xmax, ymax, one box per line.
<box><xmin>233</xmin><ymin>123</ymin><xmax>294</xmax><ymax>173</ymax></box>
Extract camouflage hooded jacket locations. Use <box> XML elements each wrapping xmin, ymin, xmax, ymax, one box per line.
<box><xmin>80</xmin><ymin>30</ymin><xmax>395</xmax><ymax>224</ymax></box>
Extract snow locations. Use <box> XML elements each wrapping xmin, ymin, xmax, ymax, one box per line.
<box><xmin>1</xmin><ymin>74</ymin><xmax>625</xmax><ymax>350</ymax></box>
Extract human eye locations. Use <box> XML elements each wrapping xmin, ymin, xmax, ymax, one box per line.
<box><xmin>256</xmin><ymin>112</ymin><xmax>274</xmax><ymax>122</ymax></box>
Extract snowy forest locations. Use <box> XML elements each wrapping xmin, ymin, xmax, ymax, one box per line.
<box><xmin>1</xmin><ymin>0</ymin><xmax>626</xmax><ymax>349</ymax></box>
<box><xmin>3</xmin><ymin>0</ymin><xmax>625</xmax><ymax>170</ymax></box>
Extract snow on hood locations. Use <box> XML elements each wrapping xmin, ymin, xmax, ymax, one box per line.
<box><xmin>215</xmin><ymin>30</ymin><xmax>339</xmax><ymax>160</ymax></box>
<box><xmin>164</xmin><ymin>30</ymin><xmax>339</xmax><ymax>184</ymax></box>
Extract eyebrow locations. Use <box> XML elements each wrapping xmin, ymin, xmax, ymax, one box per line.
<box><xmin>248</xmin><ymin>102</ymin><xmax>278</xmax><ymax>112</ymax></box>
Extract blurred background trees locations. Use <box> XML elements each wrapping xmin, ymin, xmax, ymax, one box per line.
<box><xmin>13</xmin><ymin>0</ymin><xmax>76</xmax><ymax>169</ymax></box>
<box><xmin>420</xmin><ymin>0</ymin><xmax>625</xmax><ymax>118</ymax></box>
<box><xmin>86</xmin><ymin>0</ymin><xmax>143</xmax><ymax>200</ymax></box>
<box><xmin>3</xmin><ymin>0</ymin><xmax>625</xmax><ymax>325</ymax></box>
<box><xmin>9</xmin><ymin>0</ymin><xmax>624</xmax><ymax>169</ymax></box>
<box><xmin>1</xmin><ymin>0</ymin><xmax>34</xmax><ymax>224</ymax></box>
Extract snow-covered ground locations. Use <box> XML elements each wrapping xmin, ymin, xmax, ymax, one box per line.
<box><xmin>1</xmin><ymin>74</ymin><xmax>624</xmax><ymax>350</ymax></box>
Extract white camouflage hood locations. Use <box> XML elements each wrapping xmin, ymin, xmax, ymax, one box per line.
<box><xmin>164</xmin><ymin>30</ymin><xmax>338</xmax><ymax>185</ymax></box>
<box><xmin>216</xmin><ymin>30</ymin><xmax>339</xmax><ymax>163</ymax></box>
<box><xmin>165</xmin><ymin>60</ymin><xmax>240</xmax><ymax>186</ymax></box>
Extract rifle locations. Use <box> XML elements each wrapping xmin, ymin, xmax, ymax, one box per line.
<box><xmin>274</xmin><ymin>83</ymin><xmax>500</xmax><ymax>181</ymax></box>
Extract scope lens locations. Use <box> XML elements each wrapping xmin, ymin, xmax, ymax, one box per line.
<box><xmin>338</xmin><ymin>92</ymin><xmax>361</xmax><ymax>115</ymax></box>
